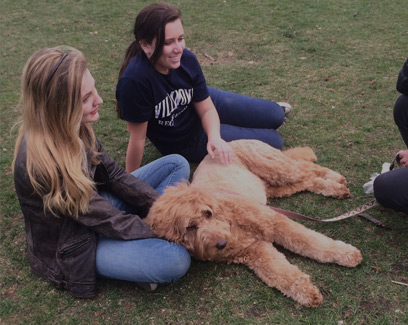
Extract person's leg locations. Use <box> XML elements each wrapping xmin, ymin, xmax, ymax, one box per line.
<box><xmin>96</xmin><ymin>154</ymin><xmax>191</xmax><ymax>285</ymax></box>
<box><xmin>373</xmin><ymin>167</ymin><xmax>408</xmax><ymax>214</ymax></box>
<box><xmin>393</xmin><ymin>94</ymin><xmax>408</xmax><ymax>147</ymax></box>
<box><xmin>208</xmin><ymin>87</ymin><xmax>286</xmax><ymax>129</ymax></box>
<box><xmin>219</xmin><ymin>124</ymin><xmax>283</xmax><ymax>149</ymax></box>
<box><xmin>131</xmin><ymin>154</ymin><xmax>190</xmax><ymax>194</ymax></box>
<box><xmin>96</xmin><ymin>237</ymin><xmax>191</xmax><ymax>284</ymax></box>
<box><xmin>99</xmin><ymin>154</ymin><xmax>190</xmax><ymax>212</ymax></box>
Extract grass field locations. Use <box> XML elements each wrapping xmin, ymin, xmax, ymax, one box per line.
<box><xmin>1</xmin><ymin>0</ymin><xmax>407</xmax><ymax>323</ymax></box>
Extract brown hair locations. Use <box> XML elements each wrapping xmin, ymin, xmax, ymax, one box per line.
<box><xmin>116</xmin><ymin>2</ymin><xmax>182</xmax><ymax>117</ymax></box>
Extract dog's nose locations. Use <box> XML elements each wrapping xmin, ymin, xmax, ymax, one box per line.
<box><xmin>216</xmin><ymin>238</ymin><xmax>227</xmax><ymax>250</ymax></box>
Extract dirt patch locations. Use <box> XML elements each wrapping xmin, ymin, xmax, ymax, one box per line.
<box><xmin>390</xmin><ymin>258</ymin><xmax>408</xmax><ymax>276</ymax></box>
<box><xmin>359</xmin><ymin>296</ymin><xmax>392</xmax><ymax>313</ymax></box>
<box><xmin>244</xmin><ymin>305</ymin><xmax>267</xmax><ymax>319</ymax></box>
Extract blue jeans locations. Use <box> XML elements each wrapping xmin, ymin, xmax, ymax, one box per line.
<box><xmin>182</xmin><ymin>87</ymin><xmax>286</xmax><ymax>162</ymax></box>
<box><xmin>96</xmin><ymin>154</ymin><xmax>191</xmax><ymax>284</ymax></box>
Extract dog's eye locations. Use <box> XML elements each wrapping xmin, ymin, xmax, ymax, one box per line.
<box><xmin>205</xmin><ymin>210</ymin><xmax>212</xmax><ymax>218</ymax></box>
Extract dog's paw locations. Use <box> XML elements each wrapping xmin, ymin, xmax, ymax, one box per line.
<box><xmin>333</xmin><ymin>242</ymin><xmax>363</xmax><ymax>267</ymax></box>
<box><xmin>322</xmin><ymin>182</ymin><xmax>351</xmax><ymax>199</ymax></box>
<box><xmin>341</xmin><ymin>247</ymin><xmax>363</xmax><ymax>268</ymax></box>
<box><xmin>335</xmin><ymin>187</ymin><xmax>352</xmax><ymax>199</ymax></box>
<box><xmin>288</xmin><ymin>277</ymin><xmax>323</xmax><ymax>307</ymax></box>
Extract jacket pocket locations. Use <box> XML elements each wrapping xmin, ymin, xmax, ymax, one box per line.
<box><xmin>57</xmin><ymin>234</ymin><xmax>96</xmax><ymax>289</ymax></box>
<box><xmin>59</xmin><ymin>236</ymin><xmax>92</xmax><ymax>259</ymax></box>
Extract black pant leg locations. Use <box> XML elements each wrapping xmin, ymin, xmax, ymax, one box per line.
<box><xmin>374</xmin><ymin>167</ymin><xmax>408</xmax><ymax>214</ymax></box>
<box><xmin>393</xmin><ymin>94</ymin><xmax>408</xmax><ymax>147</ymax></box>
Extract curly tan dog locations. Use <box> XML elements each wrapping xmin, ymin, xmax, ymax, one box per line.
<box><xmin>145</xmin><ymin>140</ymin><xmax>362</xmax><ymax>307</ymax></box>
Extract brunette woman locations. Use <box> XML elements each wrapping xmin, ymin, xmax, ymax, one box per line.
<box><xmin>116</xmin><ymin>2</ymin><xmax>292</xmax><ymax>172</ymax></box>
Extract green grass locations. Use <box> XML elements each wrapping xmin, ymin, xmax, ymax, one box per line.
<box><xmin>1</xmin><ymin>0</ymin><xmax>408</xmax><ymax>323</ymax></box>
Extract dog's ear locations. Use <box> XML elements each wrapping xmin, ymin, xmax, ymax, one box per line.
<box><xmin>146</xmin><ymin>183</ymin><xmax>192</xmax><ymax>242</ymax></box>
<box><xmin>146</xmin><ymin>182</ymin><xmax>220</xmax><ymax>243</ymax></box>
<box><xmin>146</xmin><ymin>209</ymin><xmax>189</xmax><ymax>243</ymax></box>
<box><xmin>169</xmin><ymin>216</ymin><xmax>191</xmax><ymax>243</ymax></box>
<box><xmin>181</xmin><ymin>225</ymin><xmax>197</xmax><ymax>254</ymax></box>
<box><xmin>146</xmin><ymin>214</ymin><xmax>188</xmax><ymax>243</ymax></box>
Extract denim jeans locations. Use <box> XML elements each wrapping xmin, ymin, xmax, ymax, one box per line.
<box><xmin>96</xmin><ymin>154</ymin><xmax>191</xmax><ymax>284</ymax></box>
<box><xmin>374</xmin><ymin>94</ymin><xmax>408</xmax><ymax>214</ymax></box>
<box><xmin>182</xmin><ymin>87</ymin><xmax>286</xmax><ymax>162</ymax></box>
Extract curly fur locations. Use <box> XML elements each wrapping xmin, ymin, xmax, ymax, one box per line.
<box><xmin>145</xmin><ymin>140</ymin><xmax>361</xmax><ymax>307</ymax></box>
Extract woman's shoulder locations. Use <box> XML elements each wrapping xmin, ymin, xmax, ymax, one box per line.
<box><xmin>121</xmin><ymin>54</ymin><xmax>151</xmax><ymax>81</ymax></box>
<box><xmin>181</xmin><ymin>49</ymin><xmax>200</xmax><ymax>64</ymax></box>
<box><xmin>117</xmin><ymin>55</ymin><xmax>153</xmax><ymax>93</ymax></box>
<box><xmin>179</xmin><ymin>49</ymin><xmax>205</xmax><ymax>78</ymax></box>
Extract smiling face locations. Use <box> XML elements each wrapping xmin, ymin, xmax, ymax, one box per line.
<box><xmin>141</xmin><ymin>18</ymin><xmax>185</xmax><ymax>74</ymax></box>
<box><xmin>81</xmin><ymin>69</ymin><xmax>103</xmax><ymax>124</ymax></box>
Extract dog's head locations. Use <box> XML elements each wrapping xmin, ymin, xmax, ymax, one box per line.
<box><xmin>145</xmin><ymin>183</ymin><xmax>233</xmax><ymax>260</ymax></box>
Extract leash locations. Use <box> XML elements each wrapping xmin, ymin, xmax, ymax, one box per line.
<box><xmin>270</xmin><ymin>152</ymin><xmax>408</xmax><ymax>228</ymax></box>
<box><xmin>390</xmin><ymin>151</ymin><xmax>403</xmax><ymax>170</ymax></box>
<box><xmin>214</xmin><ymin>189</ymin><xmax>385</xmax><ymax>227</ymax></box>
<box><xmin>213</xmin><ymin>152</ymin><xmax>408</xmax><ymax>229</ymax></box>
<box><xmin>271</xmin><ymin>201</ymin><xmax>408</xmax><ymax>230</ymax></box>
<box><xmin>268</xmin><ymin>199</ymin><xmax>389</xmax><ymax>227</ymax></box>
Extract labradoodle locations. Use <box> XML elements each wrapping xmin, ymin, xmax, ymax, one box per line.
<box><xmin>145</xmin><ymin>139</ymin><xmax>362</xmax><ymax>307</ymax></box>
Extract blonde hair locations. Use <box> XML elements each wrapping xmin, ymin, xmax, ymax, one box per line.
<box><xmin>12</xmin><ymin>46</ymin><xmax>99</xmax><ymax>217</ymax></box>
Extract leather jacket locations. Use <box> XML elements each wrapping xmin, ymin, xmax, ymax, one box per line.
<box><xmin>397</xmin><ymin>58</ymin><xmax>408</xmax><ymax>95</ymax></box>
<box><xmin>14</xmin><ymin>139</ymin><xmax>159</xmax><ymax>298</ymax></box>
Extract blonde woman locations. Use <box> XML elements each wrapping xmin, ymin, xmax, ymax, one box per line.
<box><xmin>12</xmin><ymin>46</ymin><xmax>191</xmax><ymax>298</ymax></box>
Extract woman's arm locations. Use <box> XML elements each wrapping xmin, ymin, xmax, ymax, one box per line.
<box><xmin>193</xmin><ymin>97</ymin><xmax>233</xmax><ymax>164</ymax></box>
<box><xmin>81</xmin><ymin>192</ymin><xmax>157</xmax><ymax>240</ymax></box>
<box><xmin>126</xmin><ymin>121</ymin><xmax>148</xmax><ymax>172</ymax></box>
<box><xmin>81</xmin><ymin>140</ymin><xmax>159</xmax><ymax>239</ymax></box>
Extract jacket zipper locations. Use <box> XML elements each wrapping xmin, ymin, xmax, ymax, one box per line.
<box><xmin>59</xmin><ymin>237</ymin><xmax>91</xmax><ymax>259</ymax></box>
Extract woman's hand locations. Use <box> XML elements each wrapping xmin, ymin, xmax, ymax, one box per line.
<box><xmin>207</xmin><ymin>137</ymin><xmax>233</xmax><ymax>164</ymax></box>
<box><xmin>397</xmin><ymin>149</ymin><xmax>408</xmax><ymax>167</ymax></box>
<box><xmin>194</xmin><ymin>97</ymin><xmax>234</xmax><ymax>164</ymax></box>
